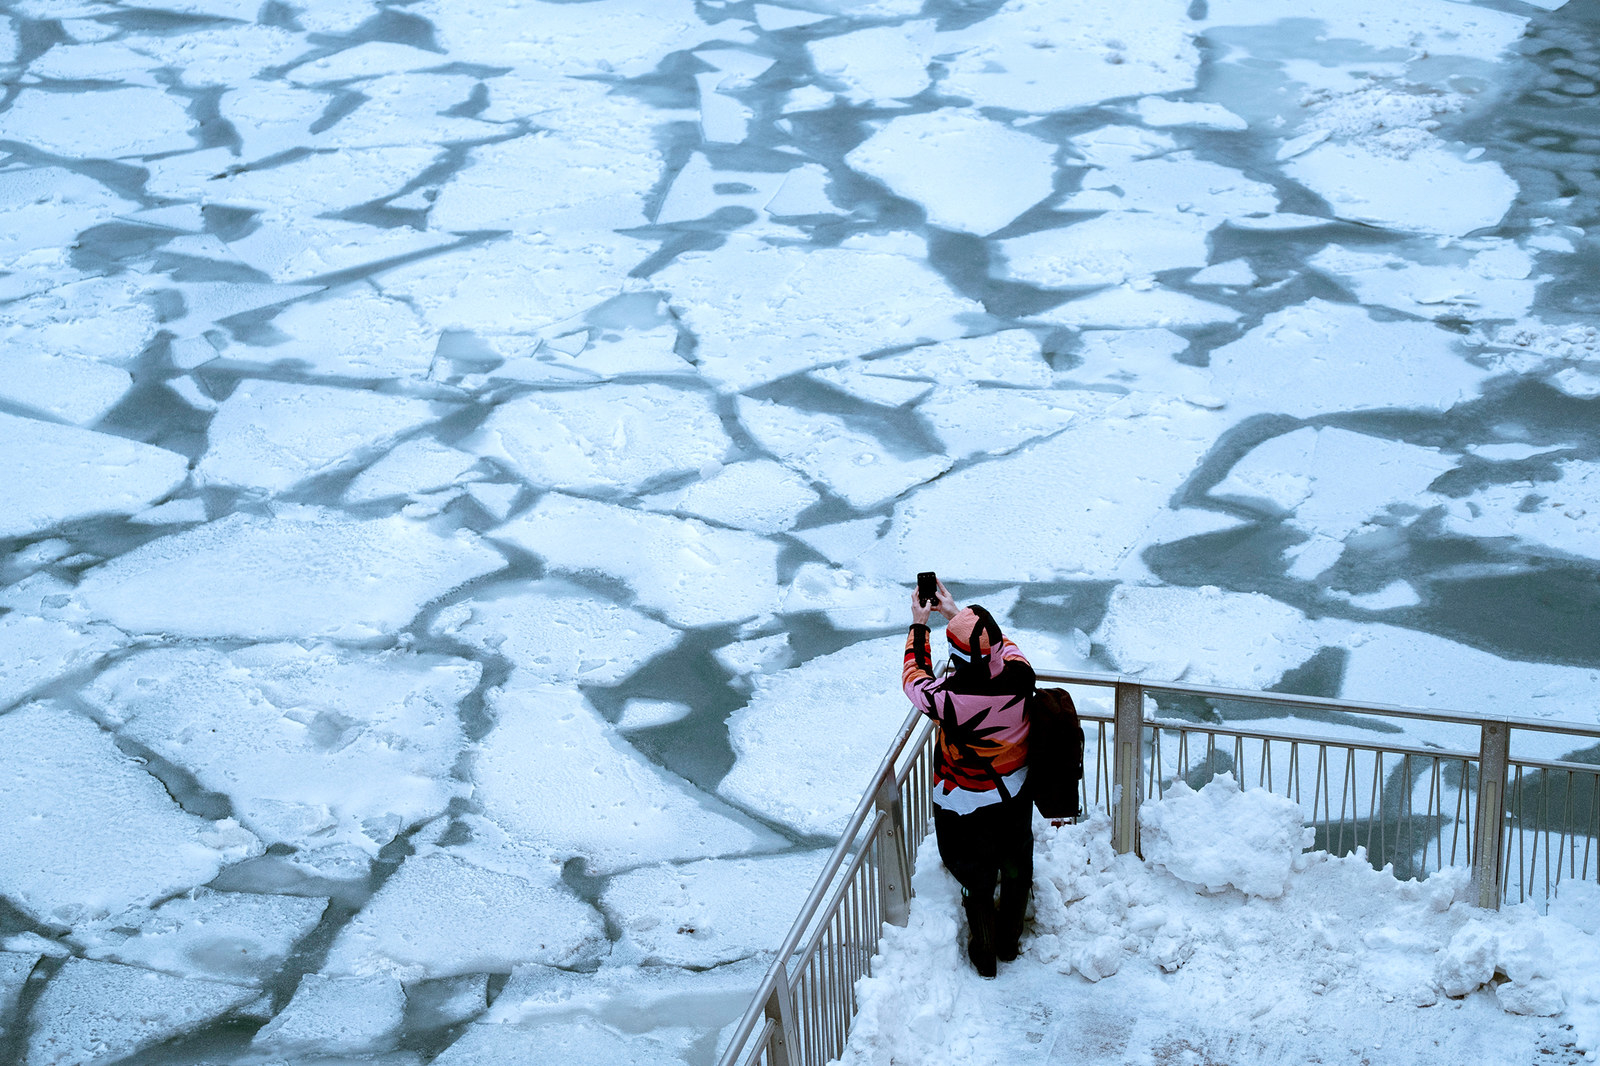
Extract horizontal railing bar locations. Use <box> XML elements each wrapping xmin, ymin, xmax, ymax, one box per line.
<box><xmin>716</xmin><ymin>706</ymin><xmax>926</xmax><ymax>1063</ymax></box>
<box><xmin>1144</xmin><ymin>718</ymin><xmax>1478</xmax><ymax>763</ymax></box>
<box><xmin>792</xmin><ymin>810</ymin><xmax>888</xmax><ymax>975</ymax></box>
<box><xmin>1511</xmin><ymin>756</ymin><xmax>1600</xmax><ymax>775</ymax></box>
<box><xmin>1035</xmin><ymin>670</ymin><xmax>1600</xmax><ymax>740</ymax></box>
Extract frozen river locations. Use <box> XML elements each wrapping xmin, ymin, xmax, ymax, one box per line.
<box><xmin>0</xmin><ymin>0</ymin><xmax>1596</xmax><ymax>1063</ymax></box>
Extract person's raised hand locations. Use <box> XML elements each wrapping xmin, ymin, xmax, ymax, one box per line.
<box><xmin>934</xmin><ymin>577</ymin><xmax>958</xmax><ymax>620</ymax></box>
<box><xmin>911</xmin><ymin>587</ymin><xmax>934</xmax><ymax>626</ymax></box>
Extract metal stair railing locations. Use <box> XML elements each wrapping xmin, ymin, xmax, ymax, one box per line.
<box><xmin>717</xmin><ymin>669</ymin><xmax>1600</xmax><ymax>1066</ymax></box>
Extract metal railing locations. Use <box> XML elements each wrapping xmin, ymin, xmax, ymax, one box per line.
<box><xmin>717</xmin><ymin>670</ymin><xmax>1600</xmax><ymax>1066</ymax></box>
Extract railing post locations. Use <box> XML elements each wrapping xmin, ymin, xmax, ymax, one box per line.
<box><xmin>1113</xmin><ymin>680</ymin><xmax>1144</xmax><ymax>856</ymax></box>
<box><xmin>762</xmin><ymin>965</ymin><xmax>797</xmax><ymax>1066</ymax></box>
<box><xmin>874</xmin><ymin>775</ymin><xmax>912</xmax><ymax>927</ymax></box>
<box><xmin>1474</xmin><ymin>721</ymin><xmax>1510</xmax><ymax>910</ymax></box>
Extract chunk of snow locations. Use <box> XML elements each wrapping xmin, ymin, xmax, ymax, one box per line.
<box><xmin>86</xmin><ymin>644</ymin><xmax>477</xmax><ymax>854</ymax></box>
<box><xmin>25</xmin><ymin>958</ymin><xmax>258</xmax><ymax>1066</ymax></box>
<box><xmin>739</xmin><ymin>397</ymin><xmax>951</xmax><ymax>510</ymax></box>
<box><xmin>756</xmin><ymin>4</ymin><xmax>831</xmax><ymax>30</ymax></box>
<box><xmin>82</xmin><ymin>890</ymin><xmax>326</xmax><ymax>987</ymax></box>
<box><xmin>1190</xmin><ymin>259</ymin><xmax>1256</xmax><ymax>286</ymax></box>
<box><xmin>602</xmin><ymin>850</ymin><xmax>829</xmax><ymax>967</ymax></box>
<box><xmin>252</xmin><ymin>974</ymin><xmax>406</xmax><ymax>1055</ymax></box>
<box><xmin>615</xmin><ymin>698</ymin><xmax>693</xmax><ymax>731</ymax></box>
<box><xmin>323</xmin><ymin>852</ymin><xmax>606</xmax><ymax>980</ymax></box>
<box><xmin>765</xmin><ymin>162</ymin><xmax>838</xmax><ymax>216</ymax></box>
<box><xmin>656</xmin><ymin>232</ymin><xmax>985</xmax><ymax>392</ymax></box>
<box><xmin>468</xmin><ymin>684</ymin><xmax>780</xmax><ymax>874</ymax></box>
<box><xmin>430</xmin><ymin>580</ymin><xmax>678</xmax><ymax>686</ymax></box>
<box><xmin>643</xmin><ymin>459</ymin><xmax>820</xmax><ymax>533</ymax></box>
<box><xmin>474</xmin><ymin>384</ymin><xmax>728</xmax><ymax>495</ymax></box>
<box><xmin>0</xmin><ymin>703</ymin><xmax>257</xmax><ymax>927</ymax></box>
<box><xmin>75</xmin><ymin>507</ymin><xmax>503</xmax><ymax>641</ymax></box>
<box><xmin>1142</xmin><ymin>774</ymin><xmax>1312</xmax><ymax>898</ymax></box>
<box><xmin>495</xmin><ymin>495</ymin><xmax>782</xmax><ymax>627</ymax></box>
<box><xmin>1135</xmin><ymin>97</ymin><xmax>1248</xmax><ymax>130</ymax></box>
<box><xmin>1285</xmin><ymin>142</ymin><xmax>1517</xmax><ymax>236</ymax></box>
<box><xmin>198</xmin><ymin>380</ymin><xmax>446</xmax><ymax>495</ymax></box>
<box><xmin>997</xmin><ymin>213</ymin><xmax>1214</xmax><ymax>287</ymax></box>
<box><xmin>0</xmin><ymin>413</ymin><xmax>188</xmax><ymax>538</ymax></box>
<box><xmin>1207</xmin><ymin>299</ymin><xmax>1488</xmax><ymax>417</ymax></box>
<box><xmin>848</xmin><ymin>110</ymin><xmax>1055</xmax><ymax>235</ymax></box>
<box><xmin>719</xmin><ymin>635</ymin><xmax>914</xmax><ymax>836</ymax></box>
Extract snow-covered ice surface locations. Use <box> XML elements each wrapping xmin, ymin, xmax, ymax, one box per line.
<box><xmin>3</xmin><ymin>0</ymin><xmax>1600</xmax><ymax>1061</ymax></box>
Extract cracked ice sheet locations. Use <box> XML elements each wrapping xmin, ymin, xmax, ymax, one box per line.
<box><xmin>719</xmin><ymin>635</ymin><xmax>916</xmax><ymax>837</ymax></box>
<box><xmin>856</xmin><ymin>397</ymin><xmax>1229</xmax><ymax>582</ymax></box>
<box><xmin>81</xmin><ymin>889</ymin><xmax>326</xmax><ymax>987</ymax></box>
<box><xmin>642</xmin><ymin>460</ymin><xmax>820</xmax><ymax>534</ymax></box>
<box><xmin>417</xmin><ymin>0</ymin><xmax>707</xmax><ymax>74</ymax></box>
<box><xmin>253</xmin><ymin>974</ymin><xmax>406</xmax><ymax>1057</ymax></box>
<box><xmin>190</xmin><ymin>145</ymin><xmax>441</xmax><ymax>218</ymax></box>
<box><xmin>0</xmin><ymin>167</ymin><xmax>135</xmax><ymax>269</ymax></box>
<box><xmin>1436</xmin><ymin>459</ymin><xmax>1600</xmax><ymax>563</ymax></box>
<box><xmin>323</xmin><ymin>851</ymin><xmax>607</xmax><ymax>980</ymax></box>
<box><xmin>0</xmin><ymin>85</ymin><xmax>193</xmax><ymax>157</ymax></box>
<box><xmin>471</xmin><ymin>383</ymin><xmax>728</xmax><ymax>495</ymax></box>
<box><xmin>0</xmin><ymin>349</ymin><xmax>130</xmax><ymax>425</ymax></box>
<box><xmin>657</xmin><ymin>232</ymin><xmax>987</xmax><ymax>393</ymax></box>
<box><xmin>1310</xmin><ymin>242</ymin><xmax>1539</xmax><ymax>323</ymax></box>
<box><xmin>495</xmin><ymin>495</ymin><xmax>781</xmax><ymax>628</ymax></box>
<box><xmin>817</xmin><ymin>331</ymin><xmax>1057</xmax><ymax>403</ymax></box>
<box><xmin>465</xmin><ymin>684</ymin><xmax>782</xmax><ymax>875</ymax></box>
<box><xmin>26</xmin><ymin>958</ymin><xmax>259</xmax><ymax>1066</ymax></box>
<box><xmin>936</xmin><ymin>0</ymin><xmax>1198</xmax><ymax>113</ymax></box>
<box><xmin>602</xmin><ymin>850</ymin><xmax>830</xmax><ymax>968</ymax></box>
<box><xmin>197</xmin><ymin>380</ymin><xmax>450</xmax><ymax>495</ymax></box>
<box><xmin>1200</xmin><ymin>0</ymin><xmax>1528</xmax><ymax>63</ymax></box>
<box><xmin>738</xmin><ymin>398</ymin><xmax>950</xmax><ymax>511</ymax></box>
<box><xmin>1207</xmin><ymin>299</ymin><xmax>1490</xmax><ymax>419</ymax></box>
<box><xmin>345</xmin><ymin>438</ymin><xmax>479</xmax><ymax>504</ymax></box>
<box><xmin>431</xmin><ymin>579</ymin><xmax>678</xmax><ymax>686</ymax></box>
<box><xmin>0</xmin><ymin>414</ymin><xmax>188</xmax><ymax>539</ymax></box>
<box><xmin>377</xmin><ymin>231</ymin><xmax>654</xmax><ymax>335</ymax></box>
<box><xmin>847</xmin><ymin>110</ymin><xmax>1057</xmax><ymax>236</ymax></box>
<box><xmin>0</xmin><ymin>703</ymin><xmax>259</xmax><ymax>928</ymax></box>
<box><xmin>1031</xmin><ymin>286</ymin><xmax>1240</xmax><ymax>330</ymax></box>
<box><xmin>1</xmin><ymin>276</ymin><xmax>157</xmax><ymax>366</ymax></box>
<box><xmin>809</xmin><ymin>21</ymin><xmax>936</xmax><ymax>105</ymax></box>
<box><xmin>655</xmin><ymin>153</ymin><xmax>786</xmax><ymax>225</ymax></box>
<box><xmin>85</xmin><ymin>644</ymin><xmax>478</xmax><ymax>854</ymax></box>
<box><xmin>1212</xmin><ymin>427</ymin><xmax>1459</xmax><ymax>540</ymax></box>
<box><xmin>1285</xmin><ymin>142</ymin><xmax>1517</xmax><ymax>237</ymax></box>
<box><xmin>0</xmin><ymin>613</ymin><xmax>122</xmax><ymax>713</ymax></box>
<box><xmin>1060</xmin><ymin>128</ymin><xmax>1279</xmax><ymax>217</ymax></box>
<box><xmin>73</xmin><ymin>507</ymin><xmax>504</xmax><ymax>641</ymax></box>
<box><xmin>218</xmin><ymin>291</ymin><xmax>436</xmax><ymax>378</ymax></box>
<box><xmin>918</xmin><ymin>385</ymin><xmax>1100</xmax><ymax>460</ymax></box>
<box><xmin>996</xmin><ymin>212</ymin><xmax>1214</xmax><ymax>288</ymax></box>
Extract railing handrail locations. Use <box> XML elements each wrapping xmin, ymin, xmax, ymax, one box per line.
<box><xmin>1033</xmin><ymin>668</ymin><xmax>1600</xmax><ymax>740</ymax></box>
<box><xmin>718</xmin><ymin>666</ymin><xmax>1600</xmax><ymax>1066</ymax></box>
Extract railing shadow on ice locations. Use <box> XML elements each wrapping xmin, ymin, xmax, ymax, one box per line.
<box><xmin>716</xmin><ymin>669</ymin><xmax>1600</xmax><ymax>1066</ymax></box>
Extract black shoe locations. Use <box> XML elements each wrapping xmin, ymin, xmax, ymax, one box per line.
<box><xmin>995</xmin><ymin>882</ymin><xmax>1028</xmax><ymax>963</ymax></box>
<box><xmin>964</xmin><ymin>894</ymin><xmax>997</xmax><ymax>979</ymax></box>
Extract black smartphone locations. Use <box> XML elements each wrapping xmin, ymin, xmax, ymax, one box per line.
<box><xmin>917</xmin><ymin>571</ymin><xmax>938</xmax><ymax>607</ymax></box>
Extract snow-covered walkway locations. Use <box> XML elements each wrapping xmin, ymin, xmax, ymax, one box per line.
<box><xmin>837</xmin><ymin>777</ymin><xmax>1599</xmax><ymax>1066</ymax></box>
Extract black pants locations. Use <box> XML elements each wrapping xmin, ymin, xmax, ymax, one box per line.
<box><xmin>933</xmin><ymin>792</ymin><xmax>1033</xmax><ymax>935</ymax></box>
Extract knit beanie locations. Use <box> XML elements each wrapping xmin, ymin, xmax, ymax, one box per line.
<box><xmin>946</xmin><ymin>606</ymin><xmax>995</xmax><ymax>660</ymax></box>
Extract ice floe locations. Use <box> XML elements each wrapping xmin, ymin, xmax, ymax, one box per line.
<box><xmin>996</xmin><ymin>213</ymin><xmax>1214</xmax><ymax>288</ymax></box>
<box><xmin>1436</xmin><ymin>459</ymin><xmax>1600</xmax><ymax>562</ymax></box>
<box><xmin>839</xmin><ymin>330</ymin><xmax>1056</xmax><ymax>390</ymax></box>
<box><xmin>1285</xmin><ymin>142</ymin><xmax>1517</xmax><ymax>237</ymax></box>
<box><xmin>25</xmin><ymin>958</ymin><xmax>258</xmax><ymax>1066</ymax></box>
<box><xmin>602</xmin><ymin>850</ymin><xmax>829</xmax><ymax>967</ymax></box>
<box><xmin>847</xmin><ymin>110</ymin><xmax>1057</xmax><ymax>235</ymax></box>
<box><xmin>86</xmin><ymin>644</ymin><xmax>478</xmax><ymax>853</ymax></box>
<box><xmin>1061</xmin><ymin>127</ymin><xmax>1279</xmax><ymax>217</ymax></box>
<box><xmin>0</xmin><ymin>613</ymin><xmax>121</xmax><ymax>713</ymax></box>
<box><xmin>809</xmin><ymin>22</ymin><xmax>935</xmax><ymax>104</ymax></box>
<box><xmin>1207</xmin><ymin>299</ymin><xmax>1490</xmax><ymax>418</ymax></box>
<box><xmin>467</xmin><ymin>684</ymin><xmax>780</xmax><ymax>874</ymax></box>
<box><xmin>1135</xmin><ymin>97</ymin><xmax>1248</xmax><ymax>130</ymax></box>
<box><xmin>431</xmin><ymin>579</ymin><xmax>678</xmax><ymax>686</ymax></box>
<box><xmin>642</xmin><ymin>459</ymin><xmax>820</xmax><ymax>533</ymax></box>
<box><xmin>1201</xmin><ymin>0</ymin><xmax>1528</xmax><ymax>63</ymax></box>
<box><xmin>0</xmin><ymin>351</ymin><xmax>130</xmax><ymax>426</ymax></box>
<box><xmin>224</xmin><ymin>290</ymin><xmax>436</xmax><ymax>377</ymax></box>
<box><xmin>252</xmin><ymin>973</ymin><xmax>406</xmax><ymax>1056</ymax></box>
<box><xmin>1033</xmin><ymin>285</ymin><xmax>1240</xmax><ymax>329</ymax></box>
<box><xmin>81</xmin><ymin>889</ymin><xmax>327</xmax><ymax>987</ymax></box>
<box><xmin>473</xmin><ymin>383</ymin><xmax>728</xmax><ymax>495</ymax></box>
<box><xmin>1310</xmin><ymin>242</ymin><xmax>1539</xmax><ymax>322</ymax></box>
<box><xmin>656</xmin><ymin>232</ymin><xmax>986</xmax><ymax>392</ymax></box>
<box><xmin>937</xmin><ymin>0</ymin><xmax>1199</xmax><ymax>113</ymax></box>
<box><xmin>719</xmin><ymin>635</ymin><xmax>915</xmax><ymax>837</ymax></box>
<box><xmin>0</xmin><ymin>413</ymin><xmax>189</xmax><ymax>539</ymax></box>
<box><xmin>322</xmin><ymin>851</ymin><xmax>607</xmax><ymax>980</ymax></box>
<box><xmin>495</xmin><ymin>495</ymin><xmax>782</xmax><ymax>628</ymax></box>
<box><xmin>345</xmin><ymin>438</ymin><xmax>479</xmax><ymax>504</ymax></box>
<box><xmin>856</xmin><ymin>398</ymin><xmax>1229</xmax><ymax>581</ymax></box>
<box><xmin>73</xmin><ymin>507</ymin><xmax>504</xmax><ymax>641</ymax></box>
<box><xmin>738</xmin><ymin>397</ymin><xmax>951</xmax><ymax>510</ymax></box>
<box><xmin>418</xmin><ymin>0</ymin><xmax>707</xmax><ymax>75</ymax></box>
<box><xmin>0</xmin><ymin>86</ymin><xmax>193</xmax><ymax>157</ymax></box>
<box><xmin>197</xmin><ymin>380</ymin><xmax>447</xmax><ymax>495</ymax></box>
<box><xmin>917</xmin><ymin>385</ymin><xmax>1092</xmax><ymax>459</ymax></box>
<box><xmin>0</xmin><ymin>703</ymin><xmax>258</xmax><ymax>928</ymax></box>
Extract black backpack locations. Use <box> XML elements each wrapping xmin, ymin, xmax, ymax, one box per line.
<box><xmin>1027</xmin><ymin>687</ymin><xmax>1085</xmax><ymax>820</ymax></box>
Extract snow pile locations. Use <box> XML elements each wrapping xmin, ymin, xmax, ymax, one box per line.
<box><xmin>1139</xmin><ymin>774</ymin><xmax>1314</xmax><ymax>899</ymax></box>
<box><xmin>841</xmin><ymin>780</ymin><xmax>1600</xmax><ymax>1066</ymax></box>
